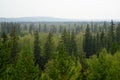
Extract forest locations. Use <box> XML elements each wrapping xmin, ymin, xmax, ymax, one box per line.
<box><xmin>0</xmin><ymin>20</ymin><xmax>120</xmax><ymax>80</ymax></box>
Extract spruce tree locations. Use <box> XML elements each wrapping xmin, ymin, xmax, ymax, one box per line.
<box><xmin>110</xmin><ymin>20</ymin><xmax>115</xmax><ymax>42</ymax></box>
<box><xmin>1</xmin><ymin>31</ymin><xmax>7</xmax><ymax>43</ymax></box>
<box><xmin>61</xmin><ymin>28</ymin><xmax>71</xmax><ymax>55</ymax></box>
<box><xmin>33</xmin><ymin>31</ymin><xmax>41</xmax><ymax>69</ymax></box>
<box><xmin>116</xmin><ymin>23</ymin><xmax>120</xmax><ymax>48</ymax></box>
<box><xmin>70</xmin><ymin>30</ymin><xmax>78</xmax><ymax>57</ymax></box>
<box><xmin>83</xmin><ymin>24</ymin><xmax>93</xmax><ymax>57</ymax></box>
<box><xmin>10</xmin><ymin>26</ymin><xmax>19</xmax><ymax>64</ymax></box>
<box><xmin>107</xmin><ymin>20</ymin><xmax>117</xmax><ymax>54</ymax></box>
<box><xmin>100</xmin><ymin>30</ymin><xmax>105</xmax><ymax>48</ymax></box>
<box><xmin>91</xmin><ymin>35</ymin><xmax>97</xmax><ymax>54</ymax></box>
<box><xmin>45</xmin><ymin>41</ymin><xmax>82</xmax><ymax>80</ymax></box>
<box><xmin>0</xmin><ymin>39</ymin><xmax>11</xmax><ymax>79</ymax></box>
<box><xmin>96</xmin><ymin>32</ymin><xmax>101</xmax><ymax>54</ymax></box>
<box><xmin>8</xmin><ymin>43</ymin><xmax>40</xmax><ymax>80</ymax></box>
<box><xmin>44</xmin><ymin>32</ymin><xmax>53</xmax><ymax>64</ymax></box>
<box><xmin>39</xmin><ymin>23</ymin><xmax>41</xmax><ymax>32</ymax></box>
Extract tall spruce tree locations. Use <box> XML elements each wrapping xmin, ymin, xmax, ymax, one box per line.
<box><xmin>33</xmin><ymin>31</ymin><xmax>41</xmax><ymax>69</ymax></box>
<box><xmin>1</xmin><ymin>31</ymin><xmax>7</xmax><ymax>43</ymax></box>
<box><xmin>100</xmin><ymin>30</ymin><xmax>105</xmax><ymax>48</ymax></box>
<box><xmin>39</xmin><ymin>23</ymin><xmax>41</xmax><ymax>32</ymax></box>
<box><xmin>44</xmin><ymin>32</ymin><xmax>53</xmax><ymax>65</ymax></box>
<box><xmin>116</xmin><ymin>23</ymin><xmax>120</xmax><ymax>48</ymax></box>
<box><xmin>0</xmin><ymin>38</ymin><xmax>11</xmax><ymax>79</ymax></box>
<box><xmin>91</xmin><ymin>35</ymin><xmax>97</xmax><ymax>54</ymax></box>
<box><xmin>70</xmin><ymin>30</ymin><xmax>78</xmax><ymax>57</ymax></box>
<box><xmin>45</xmin><ymin>41</ymin><xmax>82</xmax><ymax>80</ymax></box>
<box><xmin>108</xmin><ymin>20</ymin><xmax>117</xmax><ymax>54</ymax></box>
<box><xmin>96</xmin><ymin>32</ymin><xmax>101</xmax><ymax>54</ymax></box>
<box><xmin>61</xmin><ymin>28</ymin><xmax>71</xmax><ymax>55</ymax></box>
<box><xmin>10</xmin><ymin>26</ymin><xmax>19</xmax><ymax>64</ymax></box>
<box><xmin>6</xmin><ymin>41</ymin><xmax>40</xmax><ymax>80</ymax></box>
<box><xmin>83</xmin><ymin>24</ymin><xmax>93</xmax><ymax>57</ymax></box>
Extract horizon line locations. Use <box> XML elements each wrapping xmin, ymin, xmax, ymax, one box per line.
<box><xmin>0</xmin><ymin>16</ymin><xmax>120</xmax><ymax>22</ymax></box>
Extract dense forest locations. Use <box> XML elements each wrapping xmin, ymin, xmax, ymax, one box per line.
<box><xmin>0</xmin><ymin>20</ymin><xmax>120</xmax><ymax>80</ymax></box>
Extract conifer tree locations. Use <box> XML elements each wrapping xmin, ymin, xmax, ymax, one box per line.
<box><xmin>83</xmin><ymin>24</ymin><xmax>93</xmax><ymax>57</ymax></box>
<box><xmin>70</xmin><ymin>30</ymin><xmax>78</xmax><ymax>57</ymax></box>
<box><xmin>110</xmin><ymin>20</ymin><xmax>115</xmax><ymax>42</ymax></box>
<box><xmin>45</xmin><ymin>41</ymin><xmax>82</xmax><ymax>80</ymax></box>
<box><xmin>107</xmin><ymin>20</ymin><xmax>117</xmax><ymax>54</ymax></box>
<box><xmin>33</xmin><ymin>31</ymin><xmax>41</xmax><ymax>69</ymax></box>
<box><xmin>91</xmin><ymin>35</ymin><xmax>97</xmax><ymax>54</ymax></box>
<box><xmin>39</xmin><ymin>23</ymin><xmax>41</xmax><ymax>32</ymax></box>
<box><xmin>0</xmin><ymin>39</ymin><xmax>11</xmax><ymax>79</ymax></box>
<box><xmin>44</xmin><ymin>32</ymin><xmax>53</xmax><ymax>64</ymax></box>
<box><xmin>96</xmin><ymin>32</ymin><xmax>101</xmax><ymax>54</ymax></box>
<box><xmin>7</xmin><ymin>43</ymin><xmax>40</xmax><ymax>80</ymax></box>
<box><xmin>116</xmin><ymin>23</ymin><xmax>120</xmax><ymax>48</ymax></box>
<box><xmin>61</xmin><ymin>28</ymin><xmax>71</xmax><ymax>55</ymax></box>
<box><xmin>1</xmin><ymin>31</ymin><xmax>7</xmax><ymax>43</ymax></box>
<box><xmin>10</xmin><ymin>26</ymin><xmax>19</xmax><ymax>64</ymax></box>
<box><xmin>100</xmin><ymin>30</ymin><xmax>105</xmax><ymax>48</ymax></box>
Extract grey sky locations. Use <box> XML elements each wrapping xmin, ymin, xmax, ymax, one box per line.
<box><xmin>0</xmin><ymin>0</ymin><xmax>120</xmax><ymax>20</ymax></box>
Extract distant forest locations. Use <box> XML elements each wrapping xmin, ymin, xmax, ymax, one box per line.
<box><xmin>0</xmin><ymin>20</ymin><xmax>120</xmax><ymax>80</ymax></box>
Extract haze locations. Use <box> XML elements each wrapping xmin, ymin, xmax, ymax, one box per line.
<box><xmin>0</xmin><ymin>0</ymin><xmax>120</xmax><ymax>20</ymax></box>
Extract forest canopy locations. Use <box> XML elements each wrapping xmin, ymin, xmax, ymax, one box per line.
<box><xmin>0</xmin><ymin>21</ymin><xmax>120</xmax><ymax>80</ymax></box>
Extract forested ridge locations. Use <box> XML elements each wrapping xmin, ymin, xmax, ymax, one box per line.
<box><xmin>0</xmin><ymin>20</ymin><xmax>120</xmax><ymax>80</ymax></box>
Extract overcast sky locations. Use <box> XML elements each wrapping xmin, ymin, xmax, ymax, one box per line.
<box><xmin>0</xmin><ymin>0</ymin><xmax>120</xmax><ymax>20</ymax></box>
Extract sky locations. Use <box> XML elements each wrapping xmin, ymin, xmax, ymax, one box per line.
<box><xmin>0</xmin><ymin>0</ymin><xmax>120</xmax><ymax>20</ymax></box>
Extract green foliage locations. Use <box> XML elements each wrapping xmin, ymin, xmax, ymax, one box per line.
<box><xmin>44</xmin><ymin>32</ymin><xmax>54</xmax><ymax>63</ymax></box>
<box><xmin>5</xmin><ymin>39</ymin><xmax>40</xmax><ymax>80</ymax></box>
<box><xmin>1</xmin><ymin>21</ymin><xmax>120</xmax><ymax>80</ymax></box>
<box><xmin>10</xmin><ymin>26</ymin><xmax>19</xmax><ymax>64</ymax></box>
<box><xmin>1</xmin><ymin>31</ymin><xmax>8</xmax><ymax>43</ymax></box>
<box><xmin>34</xmin><ymin>31</ymin><xmax>41</xmax><ymax>69</ymax></box>
<box><xmin>40</xmin><ymin>73</ymin><xmax>52</xmax><ymax>80</ymax></box>
<box><xmin>87</xmin><ymin>49</ymin><xmax>120</xmax><ymax>80</ymax></box>
<box><xmin>70</xmin><ymin>30</ymin><xmax>78</xmax><ymax>57</ymax></box>
<box><xmin>116</xmin><ymin>23</ymin><xmax>120</xmax><ymax>49</ymax></box>
<box><xmin>0</xmin><ymin>40</ymin><xmax>11</xmax><ymax>79</ymax></box>
<box><xmin>83</xmin><ymin>24</ymin><xmax>93</xmax><ymax>57</ymax></box>
<box><xmin>45</xmin><ymin>42</ymin><xmax>82</xmax><ymax>80</ymax></box>
<box><xmin>14</xmin><ymin>45</ymin><xmax>40</xmax><ymax>80</ymax></box>
<box><xmin>61</xmin><ymin>29</ymin><xmax>78</xmax><ymax>57</ymax></box>
<box><xmin>107</xmin><ymin>20</ymin><xmax>116</xmax><ymax>54</ymax></box>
